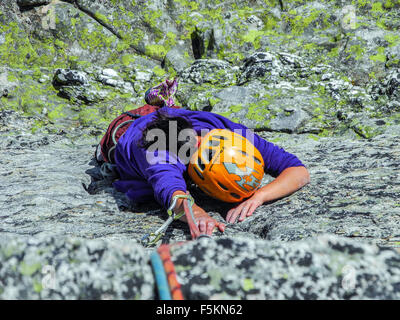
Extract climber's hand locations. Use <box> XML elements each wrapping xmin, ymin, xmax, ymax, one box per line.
<box><xmin>194</xmin><ymin>213</ymin><xmax>225</xmax><ymax>238</ymax></box>
<box><xmin>226</xmin><ymin>193</ymin><xmax>263</xmax><ymax>224</ymax></box>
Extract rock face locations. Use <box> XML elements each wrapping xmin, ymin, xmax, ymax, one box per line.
<box><xmin>0</xmin><ymin>234</ymin><xmax>399</xmax><ymax>299</ymax></box>
<box><xmin>1</xmin><ymin>109</ymin><xmax>400</xmax><ymax>299</ymax></box>
<box><xmin>0</xmin><ymin>235</ymin><xmax>154</xmax><ymax>299</ymax></box>
<box><xmin>1</xmin><ymin>0</ymin><xmax>400</xmax><ymax>299</ymax></box>
<box><xmin>170</xmin><ymin>235</ymin><xmax>400</xmax><ymax>299</ymax></box>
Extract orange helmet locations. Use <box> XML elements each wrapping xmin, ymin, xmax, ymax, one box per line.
<box><xmin>188</xmin><ymin>129</ymin><xmax>264</xmax><ymax>203</ymax></box>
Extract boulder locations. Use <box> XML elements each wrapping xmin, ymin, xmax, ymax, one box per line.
<box><xmin>170</xmin><ymin>235</ymin><xmax>400</xmax><ymax>299</ymax></box>
<box><xmin>0</xmin><ymin>235</ymin><xmax>154</xmax><ymax>299</ymax></box>
<box><xmin>180</xmin><ymin>59</ymin><xmax>238</xmax><ymax>87</ymax></box>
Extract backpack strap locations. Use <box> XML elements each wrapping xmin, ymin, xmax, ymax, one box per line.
<box><xmin>124</xmin><ymin>111</ymin><xmax>141</xmax><ymax>118</ymax></box>
<box><xmin>108</xmin><ymin>119</ymin><xmax>136</xmax><ymax>164</ymax></box>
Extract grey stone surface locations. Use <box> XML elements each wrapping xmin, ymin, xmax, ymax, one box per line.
<box><xmin>0</xmin><ymin>235</ymin><xmax>154</xmax><ymax>299</ymax></box>
<box><xmin>170</xmin><ymin>235</ymin><xmax>400</xmax><ymax>299</ymax></box>
<box><xmin>180</xmin><ymin>59</ymin><xmax>238</xmax><ymax>87</ymax></box>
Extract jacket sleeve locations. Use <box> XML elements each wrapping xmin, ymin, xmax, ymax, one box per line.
<box><xmin>141</xmin><ymin>150</ymin><xmax>187</xmax><ymax>208</ymax></box>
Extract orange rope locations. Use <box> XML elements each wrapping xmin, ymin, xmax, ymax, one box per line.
<box><xmin>157</xmin><ymin>244</ymin><xmax>184</xmax><ymax>300</ymax></box>
<box><xmin>153</xmin><ymin>197</ymin><xmax>210</xmax><ymax>299</ymax></box>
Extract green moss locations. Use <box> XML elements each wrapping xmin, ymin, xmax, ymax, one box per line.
<box><xmin>165</xmin><ymin>32</ymin><xmax>177</xmax><ymax>48</ymax></box>
<box><xmin>369</xmin><ymin>47</ymin><xmax>387</xmax><ymax>63</ymax></box>
<box><xmin>145</xmin><ymin>44</ymin><xmax>167</xmax><ymax>60</ymax></box>
<box><xmin>209</xmin><ymin>97</ymin><xmax>221</xmax><ymax>107</ymax></box>
<box><xmin>71</xmin><ymin>17</ymin><xmax>78</xmax><ymax>27</ymax></box>
<box><xmin>247</xmin><ymin>103</ymin><xmax>268</xmax><ymax>122</ymax></box>
<box><xmin>241</xmin><ymin>30</ymin><xmax>264</xmax><ymax>49</ymax></box>
<box><xmin>116</xmin><ymin>40</ymin><xmax>130</xmax><ymax>53</ymax></box>
<box><xmin>77</xmin><ymin>107</ymin><xmax>106</xmax><ymax>127</ymax></box>
<box><xmin>352</xmin><ymin>123</ymin><xmax>379</xmax><ymax>139</ymax></box>
<box><xmin>384</xmin><ymin>34</ymin><xmax>400</xmax><ymax>47</ymax></box>
<box><xmin>33</xmin><ymin>281</ymin><xmax>43</xmax><ymax>293</ymax></box>
<box><xmin>384</xmin><ymin>0</ymin><xmax>396</xmax><ymax>9</ymax></box>
<box><xmin>327</xmin><ymin>47</ymin><xmax>339</xmax><ymax>58</ymax></box>
<box><xmin>283</xmin><ymin>8</ymin><xmax>325</xmax><ymax>36</ymax></box>
<box><xmin>368</xmin><ymin>71</ymin><xmax>377</xmax><ymax>80</ymax></box>
<box><xmin>356</xmin><ymin>0</ymin><xmax>369</xmax><ymax>7</ymax></box>
<box><xmin>346</xmin><ymin>44</ymin><xmax>366</xmax><ymax>61</ymax></box>
<box><xmin>0</xmin><ymin>22</ymin><xmax>38</xmax><ymax>68</ymax></box>
<box><xmin>94</xmin><ymin>11</ymin><xmax>111</xmax><ymax>25</ymax></box>
<box><xmin>20</xmin><ymin>261</ymin><xmax>41</xmax><ymax>276</ymax></box>
<box><xmin>215</xmin><ymin>111</ymin><xmax>231</xmax><ymax>118</ymax></box>
<box><xmin>242</xmin><ymin>278</ymin><xmax>255</xmax><ymax>291</ymax></box>
<box><xmin>78</xmin><ymin>25</ymin><xmax>115</xmax><ymax>54</ymax></box>
<box><xmin>371</xmin><ymin>2</ymin><xmax>385</xmax><ymax>13</ymax></box>
<box><xmin>308</xmin><ymin>134</ymin><xmax>320</xmax><ymax>141</ymax></box>
<box><xmin>153</xmin><ymin>66</ymin><xmax>166</xmax><ymax>77</ymax></box>
<box><xmin>47</xmin><ymin>104</ymin><xmax>67</xmax><ymax>121</ymax></box>
<box><xmin>230</xmin><ymin>104</ymin><xmax>243</xmax><ymax>113</ymax></box>
<box><xmin>121</xmin><ymin>54</ymin><xmax>136</xmax><ymax>66</ymax></box>
<box><xmin>318</xmin><ymin>129</ymin><xmax>331</xmax><ymax>137</ymax></box>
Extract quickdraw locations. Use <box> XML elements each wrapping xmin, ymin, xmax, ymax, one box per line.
<box><xmin>141</xmin><ymin>194</ymin><xmax>196</xmax><ymax>247</ymax></box>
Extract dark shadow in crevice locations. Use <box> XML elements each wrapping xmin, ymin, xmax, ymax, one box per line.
<box><xmin>191</xmin><ymin>28</ymin><xmax>204</xmax><ymax>59</ymax></box>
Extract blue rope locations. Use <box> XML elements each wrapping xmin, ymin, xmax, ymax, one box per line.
<box><xmin>150</xmin><ymin>251</ymin><xmax>171</xmax><ymax>300</ymax></box>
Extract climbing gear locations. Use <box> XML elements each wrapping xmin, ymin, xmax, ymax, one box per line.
<box><xmin>99</xmin><ymin>162</ymin><xmax>120</xmax><ymax>180</ymax></box>
<box><xmin>141</xmin><ymin>193</ymin><xmax>214</xmax><ymax>246</ymax></box>
<box><xmin>145</xmin><ymin>78</ymin><xmax>178</xmax><ymax>108</ymax></box>
<box><xmin>98</xmin><ymin>104</ymin><xmax>182</xmax><ymax>165</ymax></box>
<box><xmin>150</xmin><ymin>249</ymin><xmax>172</xmax><ymax>300</ymax></box>
<box><xmin>157</xmin><ymin>244</ymin><xmax>184</xmax><ymax>300</ymax></box>
<box><xmin>150</xmin><ymin>243</ymin><xmax>185</xmax><ymax>300</ymax></box>
<box><xmin>141</xmin><ymin>194</ymin><xmax>195</xmax><ymax>247</ymax></box>
<box><xmin>188</xmin><ymin>129</ymin><xmax>265</xmax><ymax>203</ymax></box>
<box><xmin>99</xmin><ymin>105</ymin><xmax>158</xmax><ymax>164</ymax></box>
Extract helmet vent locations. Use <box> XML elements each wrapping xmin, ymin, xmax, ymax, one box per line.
<box><xmin>238</xmin><ymin>150</ymin><xmax>248</xmax><ymax>157</ymax></box>
<box><xmin>230</xmin><ymin>192</ymin><xmax>241</xmax><ymax>199</ymax></box>
<box><xmin>198</xmin><ymin>158</ymin><xmax>206</xmax><ymax>171</ymax></box>
<box><xmin>217</xmin><ymin>181</ymin><xmax>228</xmax><ymax>191</ymax></box>
<box><xmin>208</xmin><ymin>139</ymin><xmax>220</xmax><ymax>147</ymax></box>
<box><xmin>193</xmin><ymin>166</ymin><xmax>205</xmax><ymax>180</ymax></box>
<box><xmin>253</xmin><ymin>156</ymin><xmax>262</xmax><ymax>165</ymax></box>
<box><xmin>202</xmin><ymin>148</ymin><xmax>216</xmax><ymax>163</ymax></box>
<box><xmin>213</xmin><ymin>135</ymin><xmax>228</xmax><ymax>140</ymax></box>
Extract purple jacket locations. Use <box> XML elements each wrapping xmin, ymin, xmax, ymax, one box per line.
<box><xmin>113</xmin><ymin>107</ymin><xmax>305</xmax><ymax>208</ymax></box>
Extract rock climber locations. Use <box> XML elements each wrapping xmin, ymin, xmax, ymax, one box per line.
<box><xmin>96</xmin><ymin>78</ymin><xmax>310</xmax><ymax>237</ymax></box>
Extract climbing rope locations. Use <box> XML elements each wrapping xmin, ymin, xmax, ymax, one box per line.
<box><xmin>150</xmin><ymin>250</ymin><xmax>171</xmax><ymax>300</ymax></box>
<box><xmin>146</xmin><ymin>193</ymin><xmax>212</xmax><ymax>300</ymax></box>
<box><xmin>150</xmin><ymin>243</ymin><xmax>185</xmax><ymax>300</ymax></box>
<box><xmin>157</xmin><ymin>244</ymin><xmax>184</xmax><ymax>300</ymax></box>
